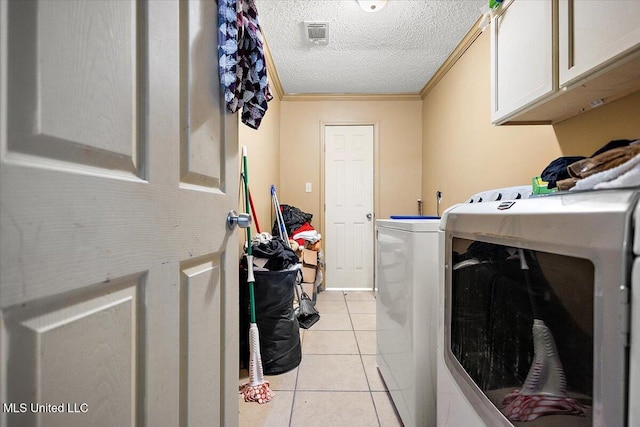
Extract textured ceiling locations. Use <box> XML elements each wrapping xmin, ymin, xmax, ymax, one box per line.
<box><xmin>255</xmin><ymin>0</ymin><xmax>486</xmax><ymax>95</ymax></box>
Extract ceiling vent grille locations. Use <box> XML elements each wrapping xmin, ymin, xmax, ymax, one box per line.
<box><xmin>304</xmin><ymin>21</ymin><xmax>329</xmax><ymax>45</ymax></box>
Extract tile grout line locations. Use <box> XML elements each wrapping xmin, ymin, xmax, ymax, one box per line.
<box><xmin>288</xmin><ymin>291</ymin><xmax>385</xmax><ymax>426</ymax></box>
<box><xmin>346</xmin><ymin>291</ymin><xmax>384</xmax><ymax>427</ymax></box>
<box><xmin>288</xmin><ymin>320</ymin><xmax>305</xmax><ymax>427</ymax></box>
<box><xmin>290</xmin><ymin>291</ymin><xmax>349</xmax><ymax>426</ymax></box>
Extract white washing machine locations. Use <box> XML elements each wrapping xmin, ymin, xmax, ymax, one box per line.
<box><xmin>375</xmin><ymin>218</ymin><xmax>440</xmax><ymax>427</ymax></box>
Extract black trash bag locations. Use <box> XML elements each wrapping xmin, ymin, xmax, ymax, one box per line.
<box><xmin>240</xmin><ymin>267</ymin><xmax>301</xmax><ymax>375</ymax></box>
<box><xmin>271</xmin><ymin>204</ymin><xmax>313</xmax><ymax>236</ymax></box>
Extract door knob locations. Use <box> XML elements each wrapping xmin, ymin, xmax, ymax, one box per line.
<box><xmin>227</xmin><ymin>210</ymin><xmax>252</xmax><ymax>230</ymax></box>
<box><xmin>366</xmin><ymin>213</ymin><xmax>373</xmax><ymax>220</ymax></box>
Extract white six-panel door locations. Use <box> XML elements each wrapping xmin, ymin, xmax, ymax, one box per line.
<box><xmin>0</xmin><ymin>1</ymin><xmax>239</xmax><ymax>426</ymax></box>
<box><xmin>324</xmin><ymin>125</ymin><xmax>374</xmax><ymax>290</ymax></box>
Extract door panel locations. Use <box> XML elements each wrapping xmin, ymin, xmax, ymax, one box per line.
<box><xmin>180</xmin><ymin>259</ymin><xmax>221</xmax><ymax>426</ymax></box>
<box><xmin>491</xmin><ymin>0</ymin><xmax>554</xmax><ymax>123</ymax></box>
<box><xmin>559</xmin><ymin>0</ymin><xmax>640</xmax><ymax>86</ymax></box>
<box><xmin>1</xmin><ymin>1</ymin><xmax>239</xmax><ymax>426</ymax></box>
<box><xmin>6</xmin><ymin>0</ymin><xmax>142</xmax><ymax>174</ymax></box>
<box><xmin>3</xmin><ymin>279</ymin><xmax>141</xmax><ymax>427</ymax></box>
<box><xmin>324</xmin><ymin>125</ymin><xmax>374</xmax><ymax>289</ymax></box>
<box><xmin>180</xmin><ymin>0</ymin><xmax>223</xmax><ymax>189</ymax></box>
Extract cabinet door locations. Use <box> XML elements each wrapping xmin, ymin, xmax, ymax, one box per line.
<box><xmin>559</xmin><ymin>0</ymin><xmax>640</xmax><ymax>86</ymax></box>
<box><xmin>491</xmin><ymin>0</ymin><xmax>556</xmax><ymax>124</ymax></box>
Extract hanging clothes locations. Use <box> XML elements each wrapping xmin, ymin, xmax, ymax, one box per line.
<box><xmin>217</xmin><ymin>0</ymin><xmax>272</xmax><ymax>130</ymax></box>
<box><xmin>218</xmin><ymin>0</ymin><xmax>240</xmax><ymax>112</ymax></box>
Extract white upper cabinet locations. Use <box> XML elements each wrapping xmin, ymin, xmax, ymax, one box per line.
<box><xmin>491</xmin><ymin>0</ymin><xmax>555</xmax><ymax>124</ymax></box>
<box><xmin>491</xmin><ymin>0</ymin><xmax>640</xmax><ymax>125</ymax></box>
<box><xmin>559</xmin><ymin>0</ymin><xmax>640</xmax><ymax>86</ymax></box>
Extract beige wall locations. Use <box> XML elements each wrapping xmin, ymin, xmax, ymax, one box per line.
<box><xmin>422</xmin><ymin>30</ymin><xmax>640</xmax><ymax>214</ymax></box>
<box><xmin>278</xmin><ymin>99</ymin><xmax>423</xmax><ymax>233</ymax></box>
<box><xmin>238</xmin><ymin>93</ymin><xmax>281</xmax><ymax>237</ymax></box>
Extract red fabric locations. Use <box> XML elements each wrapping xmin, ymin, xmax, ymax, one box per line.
<box><xmin>291</xmin><ymin>222</ymin><xmax>315</xmax><ymax>245</ymax></box>
<box><xmin>502</xmin><ymin>390</ymin><xmax>587</xmax><ymax>422</ymax></box>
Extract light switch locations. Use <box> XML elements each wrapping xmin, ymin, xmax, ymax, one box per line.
<box><xmin>305</xmin><ymin>183</ymin><xmax>312</xmax><ymax>192</ymax></box>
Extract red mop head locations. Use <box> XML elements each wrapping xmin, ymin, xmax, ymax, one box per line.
<box><xmin>240</xmin><ymin>324</ymin><xmax>274</xmax><ymax>404</ymax></box>
<box><xmin>502</xmin><ymin>320</ymin><xmax>587</xmax><ymax>421</ymax></box>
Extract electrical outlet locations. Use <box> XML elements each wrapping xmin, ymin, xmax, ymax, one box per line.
<box><xmin>305</xmin><ymin>183</ymin><xmax>312</xmax><ymax>192</ymax></box>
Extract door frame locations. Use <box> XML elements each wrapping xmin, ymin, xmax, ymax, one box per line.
<box><xmin>319</xmin><ymin>121</ymin><xmax>380</xmax><ymax>291</ymax></box>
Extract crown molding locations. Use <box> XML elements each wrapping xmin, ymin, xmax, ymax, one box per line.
<box><xmin>263</xmin><ymin>36</ymin><xmax>284</xmax><ymax>101</ymax></box>
<box><xmin>282</xmin><ymin>93</ymin><xmax>422</xmax><ymax>102</ymax></box>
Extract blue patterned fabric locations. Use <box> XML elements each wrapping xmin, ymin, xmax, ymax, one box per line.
<box><xmin>218</xmin><ymin>0</ymin><xmax>240</xmax><ymax>112</ymax></box>
<box><xmin>218</xmin><ymin>0</ymin><xmax>272</xmax><ymax>130</ymax></box>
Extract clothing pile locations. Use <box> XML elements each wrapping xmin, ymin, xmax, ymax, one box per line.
<box><xmin>271</xmin><ymin>204</ymin><xmax>325</xmax><ymax>293</ymax></box>
<box><xmin>271</xmin><ymin>205</ymin><xmax>321</xmax><ymax>246</ymax></box>
<box><xmin>541</xmin><ymin>139</ymin><xmax>640</xmax><ymax>191</ymax></box>
<box><xmin>290</xmin><ymin>223</ymin><xmax>322</xmax><ymax>247</ymax></box>
<box><xmin>251</xmin><ymin>232</ymin><xmax>299</xmax><ymax>272</ymax></box>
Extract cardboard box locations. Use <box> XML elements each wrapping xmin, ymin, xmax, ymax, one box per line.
<box><xmin>301</xmin><ymin>266</ymin><xmax>316</xmax><ymax>283</ymax></box>
<box><xmin>299</xmin><ymin>248</ymin><xmax>318</xmax><ymax>266</ymax></box>
<box><xmin>298</xmin><ymin>248</ymin><xmax>318</xmax><ymax>283</ymax></box>
<box><xmin>301</xmin><ymin>282</ymin><xmax>315</xmax><ymax>297</ymax></box>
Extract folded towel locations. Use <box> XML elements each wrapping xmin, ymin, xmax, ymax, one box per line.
<box><xmin>572</xmin><ymin>153</ymin><xmax>640</xmax><ymax>191</ymax></box>
<box><xmin>595</xmin><ymin>160</ymin><xmax>640</xmax><ymax>189</ymax></box>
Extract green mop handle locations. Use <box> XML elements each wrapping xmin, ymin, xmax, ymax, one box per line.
<box><xmin>242</xmin><ymin>146</ymin><xmax>256</xmax><ymax>324</ymax></box>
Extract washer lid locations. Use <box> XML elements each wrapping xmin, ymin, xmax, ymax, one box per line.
<box><xmin>376</xmin><ymin>218</ymin><xmax>441</xmax><ymax>232</ymax></box>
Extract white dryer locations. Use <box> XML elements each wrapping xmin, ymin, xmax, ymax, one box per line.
<box><xmin>375</xmin><ymin>218</ymin><xmax>440</xmax><ymax>427</ymax></box>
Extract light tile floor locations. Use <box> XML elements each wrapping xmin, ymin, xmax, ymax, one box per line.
<box><xmin>239</xmin><ymin>290</ymin><xmax>403</xmax><ymax>427</ymax></box>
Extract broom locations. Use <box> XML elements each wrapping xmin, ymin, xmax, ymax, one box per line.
<box><xmin>240</xmin><ymin>146</ymin><xmax>274</xmax><ymax>404</ymax></box>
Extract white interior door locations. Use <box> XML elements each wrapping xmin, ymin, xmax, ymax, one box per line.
<box><xmin>0</xmin><ymin>1</ymin><xmax>239</xmax><ymax>426</ymax></box>
<box><xmin>324</xmin><ymin>125</ymin><xmax>374</xmax><ymax>290</ymax></box>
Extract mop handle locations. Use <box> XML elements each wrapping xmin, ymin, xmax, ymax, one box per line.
<box><xmin>243</xmin><ymin>146</ymin><xmax>256</xmax><ymax>324</ymax></box>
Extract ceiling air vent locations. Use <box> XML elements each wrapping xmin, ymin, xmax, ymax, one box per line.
<box><xmin>304</xmin><ymin>21</ymin><xmax>329</xmax><ymax>45</ymax></box>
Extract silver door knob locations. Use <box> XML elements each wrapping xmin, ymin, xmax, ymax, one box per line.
<box><xmin>227</xmin><ymin>210</ymin><xmax>252</xmax><ymax>230</ymax></box>
<box><xmin>366</xmin><ymin>213</ymin><xmax>373</xmax><ymax>220</ymax></box>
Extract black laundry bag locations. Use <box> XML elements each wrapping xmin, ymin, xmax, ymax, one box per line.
<box><xmin>240</xmin><ymin>267</ymin><xmax>301</xmax><ymax>375</ymax></box>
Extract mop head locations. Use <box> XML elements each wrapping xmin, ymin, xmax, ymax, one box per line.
<box><xmin>240</xmin><ymin>324</ymin><xmax>274</xmax><ymax>404</ymax></box>
<box><xmin>502</xmin><ymin>319</ymin><xmax>587</xmax><ymax>421</ymax></box>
